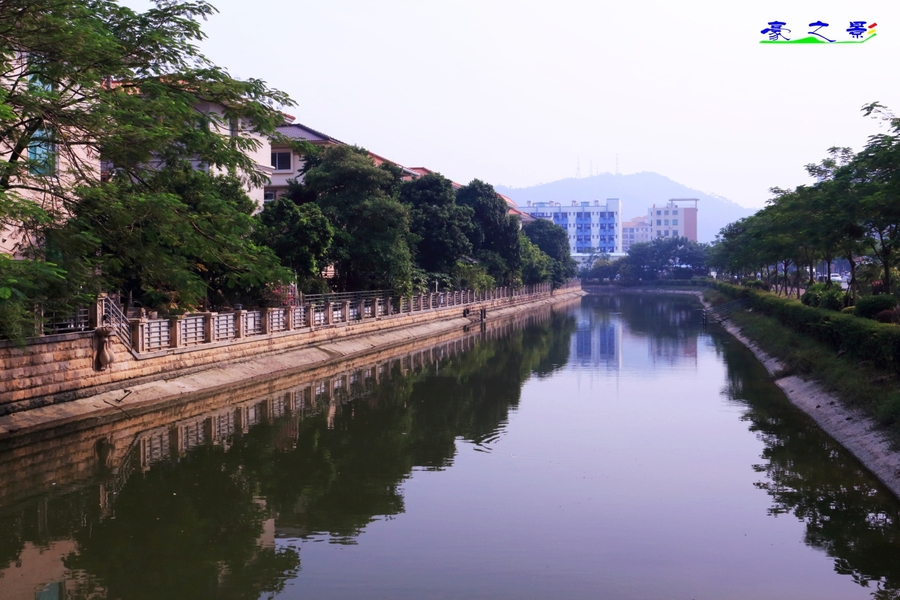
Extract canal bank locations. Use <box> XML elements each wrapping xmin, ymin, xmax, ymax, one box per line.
<box><xmin>0</xmin><ymin>290</ymin><xmax>584</xmax><ymax>440</ymax></box>
<box><xmin>590</xmin><ymin>285</ymin><xmax>900</xmax><ymax>501</ymax></box>
<box><xmin>3</xmin><ymin>291</ymin><xmax>899</xmax><ymax>599</ymax></box>
<box><xmin>698</xmin><ymin>292</ymin><xmax>900</xmax><ymax>502</ymax></box>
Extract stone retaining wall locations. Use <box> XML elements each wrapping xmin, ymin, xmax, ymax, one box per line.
<box><xmin>0</xmin><ymin>285</ymin><xmax>577</xmax><ymax>412</ymax></box>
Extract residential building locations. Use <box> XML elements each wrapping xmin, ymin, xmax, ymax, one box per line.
<box><xmin>648</xmin><ymin>199</ymin><xmax>698</xmax><ymax>241</ymax></box>
<box><xmin>521</xmin><ymin>198</ymin><xmax>623</xmax><ymax>263</ymax></box>
<box><xmin>266</xmin><ymin>117</ymin><xmax>418</xmax><ymax>203</ymax></box>
<box><xmin>265</xmin><ymin>117</ymin><xmax>343</xmax><ymax>202</ymax></box>
<box><xmin>621</xmin><ymin>216</ymin><xmax>651</xmax><ymax>253</ymax></box>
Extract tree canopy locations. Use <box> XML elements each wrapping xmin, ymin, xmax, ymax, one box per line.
<box><xmin>456</xmin><ymin>179</ymin><xmax>522</xmax><ymax>286</ymax></box>
<box><xmin>399</xmin><ymin>172</ymin><xmax>474</xmax><ymax>276</ymax></box>
<box><xmin>0</xmin><ymin>0</ymin><xmax>575</xmax><ymax>339</ymax></box>
<box><xmin>286</xmin><ymin>145</ymin><xmax>414</xmax><ymax>293</ymax></box>
<box><xmin>0</xmin><ymin>0</ymin><xmax>296</xmax><ymax>326</ymax></box>
<box><xmin>522</xmin><ymin>219</ymin><xmax>577</xmax><ymax>288</ymax></box>
<box><xmin>708</xmin><ymin>104</ymin><xmax>900</xmax><ymax>299</ymax></box>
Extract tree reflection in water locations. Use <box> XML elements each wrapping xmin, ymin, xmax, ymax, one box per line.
<box><xmin>23</xmin><ymin>310</ymin><xmax>575</xmax><ymax>598</ymax></box>
<box><xmin>240</xmin><ymin>310</ymin><xmax>575</xmax><ymax>541</ymax></box>
<box><xmin>716</xmin><ymin>333</ymin><xmax>900</xmax><ymax>600</ymax></box>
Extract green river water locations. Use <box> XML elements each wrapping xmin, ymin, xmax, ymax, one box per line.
<box><xmin>2</xmin><ymin>293</ymin><xmax>900</xmax><ymax>599</ymax></box>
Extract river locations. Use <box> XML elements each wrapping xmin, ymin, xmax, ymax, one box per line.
<box><xmin>2</xmin><ymin>293</ymin><xmax>900</xmax><ymax>599</ymax></box>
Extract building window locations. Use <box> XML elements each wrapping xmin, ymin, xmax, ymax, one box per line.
<box><xmin>673</xmin><ymin>210</ymin><xmax>678</xmax><ymax>215</ymax></box>
<box><xmin>673</xmin><ymin>230</ymin><xmax>678</xmax><ymax>236</ymax></box>
<box><xmin>271</xmin><ymin>151</ymin><xmax>291</xmax><ymax>171</ymax></box>
<box><xmin>656</xmin><ymin>219</ymin><xmax>661</xmax><ymax>226</ymax></box>
<box><xmin>664</xmin><ymin>230</ymin><xmax>670</xmax><ymax>236</ymax></box>
<box><xmin>673</xmin><ymin>219</ymin><xmax>678</xmax><ymax>225</ymax></box>
<box><xmin>664</xmin><ymin>210</ymin><xmax>669</xmax><ymax>215</ymax></box>
<box><xmin>656</xmin><ymin>210</ymin><xmax>661</xmax><ymax>215</ymax></box>
<box><xmin>664</xmin><ymin>219</ymin><xmax>669</xmax><ymax>225</ymax></box>
<box><xmin>29</xmin><ymin>128</ymin><xmax>56</xmax><ymax>176</ymax></box>
<box><xmin>263</xmin><ymin>190</ymin><xmax>276</xmax><ymax>202</ymax></box>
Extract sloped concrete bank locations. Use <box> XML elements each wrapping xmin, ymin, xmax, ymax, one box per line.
<box><xmin>591</xmin><ymin>288</ymin><xmax>900</xmax><ymax>500</ymax></box>
<box><xmin>0</xmin><ymin>290</ymin><xmax>585</xmax><ymax>440</ymax></box>
<box><xmin>703</xmin><ymin>297</ymin><xmax>900</xmax><ymax>501</ymax></box>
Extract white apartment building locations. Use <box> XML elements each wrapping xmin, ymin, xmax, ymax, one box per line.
<box><xmin>648</xmin><ymin>199</ymin><xmax>698</xmax><ymax>241</ymax></box>
<box><xmin>521</xmin><ymin>198</ymin><xmax>623</xmax><ymax>264</ymax></box>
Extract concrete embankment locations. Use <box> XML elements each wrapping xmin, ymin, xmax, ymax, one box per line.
<box><xmin>587</xmin><ymin>287</ymin><xmax>900</xmax><ymax>500</ymax></box>
<box><xmin>0</xmin><ymin>290</ymin><xmax>584</xmax><ymax>440</ymax></box>
<box><xmin>700</xmin><ymin>295</ymin><xmax>900</xmax><ymax>501</ymax></box>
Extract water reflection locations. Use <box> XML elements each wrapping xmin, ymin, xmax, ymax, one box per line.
<box><xmin>572</xmin><ymin>293</ymin><xmax>701</xmax><ymax>371</ymax></box>
<box><xmin>0</xmin><ymin>305</ymin><xmax>575</xmax><ymax>598</ymax></box>
<box><xmin>716</xmin><ymin>334</ymin><xmax>900</xmax><ymax>599</ymax></box>
<box><xmin>5</xmin><ymin>294</ymin><xmax>900</xmax><ymax>598</ymax></box>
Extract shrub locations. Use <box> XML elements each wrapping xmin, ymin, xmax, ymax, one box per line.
<box><xmin>713</xmin><ymin>282</ymin><xmax>900</xmax><ymax>373</ymax></box>
<box><xmin>819</xmin><ymin>289</ymin><xmax>845</xmax><ymax>312</ymax></box>
<box><xmin>856</xmin><ymin>295</ymin><xmax>898</xmax><ymax>320</ymax></box>
<box><xmin>875</xmin><ymin>309</ymin><xmax>900</xmax><ymax>324</ymax></box>
<box><xmin>841</xmin><ymin>306</ymin><xmax>857</xmax><ymax>315</ymax></box>
<box><xmin>801</xmin><ymin>283</ymin><xmax>827</xmax><ymax>307</ymax></box>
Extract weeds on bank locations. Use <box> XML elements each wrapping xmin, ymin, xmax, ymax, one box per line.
<box><xmin>702</xmin><ymin>289</ymin><xmax>730</xmax><ymax>307</ymax></box>
<box><xmin>723</xmin><ymin>306</ymin><xmax>900</xmax><ymax>441</ymax></box>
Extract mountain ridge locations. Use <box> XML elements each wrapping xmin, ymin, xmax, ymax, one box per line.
<box><xmin>496</xmin><ymin>171</ymin><xmax>756</xmax><ymax>243</ymax></box>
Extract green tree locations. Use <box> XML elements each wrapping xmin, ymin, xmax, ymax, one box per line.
<box><xmin>290</xmin><ymin>145</ymin><xmax>413</xmax><ymax>293</ymax></box>
<box><xmin>523</xmin><ymin>219</ymin><xmax>577</xmax><ymax>288</ymax></box>
<box><xmin>398</xmin><ymin>172</ymin><xmax>474</xmax><ymax>276</ymax></box>
<box><xmin>519</xmin><ymin>232</ymin><xmax>553</xmax><ymax>285</ymax></box>
<box><xmin>845</xmin><ymin>103</ymin><xmax>900</xmax><ymax>294</ymax></box>
<box><xmin>0</xmin><ymin>0</ymin><xmax>296</xmax><ymax>325</ymax></box>
<box><xmin>254</xmin><ymin>197</ymin><xmax>333</xmax><ymax>293</ymax></box>
<box><xmin>54</xmin><ymin>172</ymin><xmax>291</xmax><ymax>311</ymax></box>
<box><xmin>456</xmin><ymin>179</ymin><xmax>521</xmax><ymax>285</ymax></box>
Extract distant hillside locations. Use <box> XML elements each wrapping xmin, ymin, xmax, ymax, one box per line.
<box><xmin>496</xmin><ymin>172</ymin><xmax>755</xmax><ymax>243</ymax></box>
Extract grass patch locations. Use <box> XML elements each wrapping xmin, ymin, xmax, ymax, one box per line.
<box><xmin>702</xmin><ymin>289</ymin><xmax>730</xmax><ymax>307</ymax></box>
<box><xmin>726</xmin><ymin>307</ymin><xmax>900</xmax><ymax>441</ymax></box>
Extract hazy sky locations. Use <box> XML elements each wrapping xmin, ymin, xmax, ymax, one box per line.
<box><xmin>124</xmin><ymin>0</ymin><xmax>899</xmax><ymax>208</ymax></box>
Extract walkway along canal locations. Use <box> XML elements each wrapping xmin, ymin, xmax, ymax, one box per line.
<box><xmin>3</xmin><ymin>292</ymin><xmax>900</xmax><ymax>599</ymax></box>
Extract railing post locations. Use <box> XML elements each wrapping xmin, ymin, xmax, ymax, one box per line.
<box><xmin>234</xmin><ymin>310</ymin><xmax>245</xmax><ymax>339</ymax></box>
<box><xmin>260</xmin><ymin>308</ymin><xmax>270</xmax><ymax>334</ymax></box>
<box><xmin>324</xmin><ymin>302</ymin><xmax>333</xmax><ymax>325</ymax></box>
<box><xmin>203</xmin><ymin>312</ymin><xmax>216</xmax><ymax>342</ymax></box>
<box><xmin>169</xmin><ymin>316</ymin><xmax>184</xmax><ymax>348</ymax></box>
<box><xmin>285</xmin><ymin>306</ymin><xmax>295</xmax><ymax>331</ymax></box>
<box><xmin>130</xmin><ymin>319</ymin><xmax>144</xmax><ymax>353</ymax></box>
<box><xmin>90</xmin><ymin>294</ymin><xmax>105</xmax><ymax>329</ymax></box>
<box><xmin>305</xmin><ymin>303</ymin><xmax>315</xmax><ymax>329</ymax></box>
<box><xmin>341</xmin><ymin>300</ymin><xmax>350</xmax><ymax>322</ymax></box>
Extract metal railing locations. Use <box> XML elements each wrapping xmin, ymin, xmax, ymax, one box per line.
<box><xmin>101</xmin><ymin>296</ymin><xmax>132</xmax><ymax>348</ymax></box>
<box><xmin>42</xmin><ymin>306</ymin><xmax>90</xmax><ymax>335</ymax></box>
<box><xmin>35</xmin><ymin>282</ymin><xmax>563</xmax><ymax>354</ymax></box>
<box><xmin>145</xmin><ymin>319</ymin><xmax>170</xmax><ymax>351</ymax></box>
